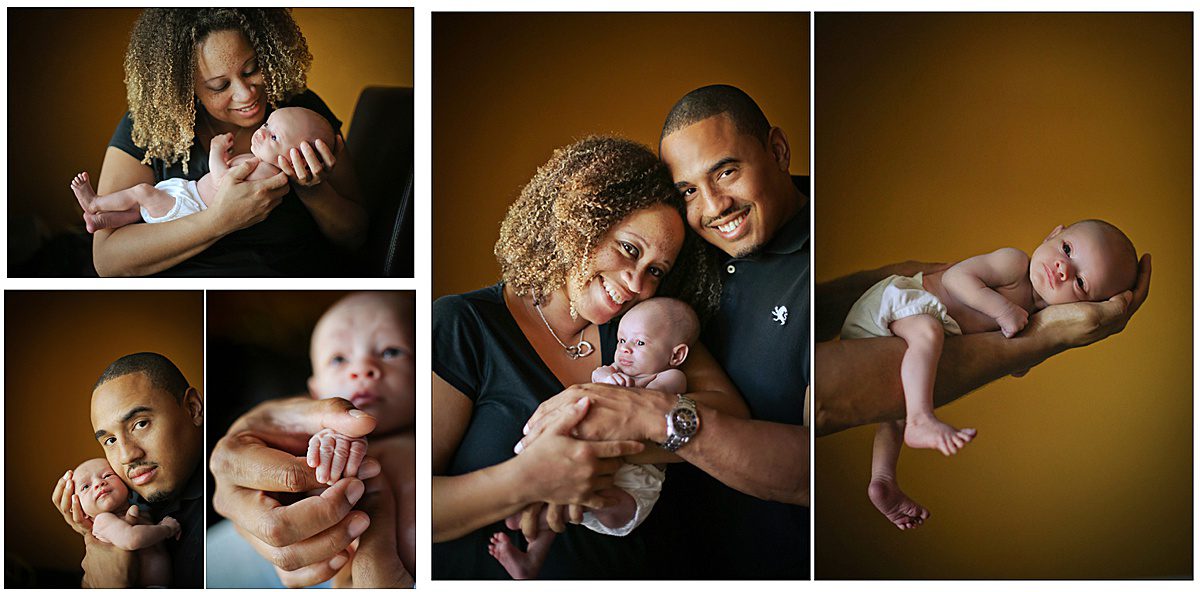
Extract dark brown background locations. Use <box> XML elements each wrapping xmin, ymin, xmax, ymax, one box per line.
<box><xmin>815</xmin><ymin>13</ymin><xmax>1191</xmax><ymax>579</ymax></box>
<box><xmin>433</xmin><ymin>12</ymin><xmax>810</xmax><ymax>298</ymax></box>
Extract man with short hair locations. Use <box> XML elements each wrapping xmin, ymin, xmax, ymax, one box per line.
<box><xmin>651</xmin><ymin>83</ymin><xmax>810</xmax><ymax>578</ymax></box>
<box><xmin>52</xmin><ymin>352</ymin><xmax>204</xmax><ymax>587</ymax></box>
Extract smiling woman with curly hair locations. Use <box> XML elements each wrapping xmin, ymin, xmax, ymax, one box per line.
<box><xmin>432</xmin><ymin>135</ymin><xmax>748</xmax><ymax>579</ymax></box>
<box><xmin>90</xmin><ymin>8</ymin><xmax>364</xmax><ymax>276</ymax></box>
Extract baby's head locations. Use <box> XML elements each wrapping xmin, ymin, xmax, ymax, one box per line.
<box><xmin>250</xmin><ymin>107</ymin><xmax>335</xmax><ymax>168</ymax></box>
<box><xmin>72</xmin><ymin>458</ymin><xmax>130</xmax><ymax>518</ymax></box>
<box><xmin>614</xmin><ymin>297</ymin><xmax>700</xmax><ymax>376</ymax></box>
<box><xmin>1029</xmin><ymin>219</ymin><xmax>1137</xmax><ymax>306</ymax></box>
<box><xmin>309</xmin><ymin>292</ymin><xmax>415</xmax><ymax>436</ymax></box>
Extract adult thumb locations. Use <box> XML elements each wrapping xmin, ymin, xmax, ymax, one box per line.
<box><xmin>226</xmin><ymin>157</ymin><xmax>260</xmax><ymax>182</ymax></box>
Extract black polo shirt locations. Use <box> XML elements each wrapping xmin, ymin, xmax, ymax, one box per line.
<box><xmin>703</xmin><ymin>174</ymin><xmax>810</xmax><ymax>424</ymax></box>
<box><xmin>135</xmin><ymin>462</ymin><xmax>204</xmax><ymax>588</ymax></box>
<box><xmin>643</xmin><ymin>175</ymin><xmax>810</xmax><ymax>579</ymax></box>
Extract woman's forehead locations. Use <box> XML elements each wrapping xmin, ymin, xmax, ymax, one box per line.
<box><xmin>195</xmin><ymin>30</ymin><xmax>254</xmax><ymax>77</ymax></box>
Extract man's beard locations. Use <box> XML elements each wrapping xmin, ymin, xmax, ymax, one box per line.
<box><xmin>144</xmin><ymin>488</ymin><xmax>176</xmax><ymax>504</ymax></box>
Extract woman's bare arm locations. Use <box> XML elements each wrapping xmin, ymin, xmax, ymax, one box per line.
<box><xmin>92</xmin><ymin>148</ymin><xmax>288</xmax><ymax>276</ymax></box>
<box><xmin>431</xmin><ymin>374</ymin><xmax>643</xmax><ymax>543</ymax></box>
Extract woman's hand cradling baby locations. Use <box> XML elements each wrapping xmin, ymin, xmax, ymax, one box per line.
<box><xmin>277</xmin><ymin>136</ymin><xmax>339</xmax><ymax>188</ymax></box>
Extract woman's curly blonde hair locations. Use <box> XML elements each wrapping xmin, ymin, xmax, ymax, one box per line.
<box><xmin>123</xmin><ymin>9</ymin><xmax>312</xmax><ymax>172</ymax></box>
<box><xmin>495</xmin><ymin>136</ymin><xmax>722</xmax><ymax>319</ymax></box>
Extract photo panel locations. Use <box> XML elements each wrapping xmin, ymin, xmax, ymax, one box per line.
<box><xmin>5</xmin><ymin>291</ymin><xmax>205</xmax><ymax>588</ymax></box>
<box><xmin>813</xmin><ymin>12</ymin><xmax>1191</xmax><ymax>579</ymax></box>
<box><xmin>432</xmin><ymin>12</ymin><xmax>810</xmax><ymax>580</ymax></box>
<box><xmin>205</xmin><ymin>291</ymin><xmax>416</xmax><ymax>588</ymax></box>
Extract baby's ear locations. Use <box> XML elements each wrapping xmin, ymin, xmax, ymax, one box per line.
<box><xmin>670</xmin><ymin>344</ymin><xmax>690</xmax><ymax>367</ymax></box>
<box><xmin>1044</xmin><ymin>224</ymin><xmax>1065</xmax><ymax>241</ymax></box>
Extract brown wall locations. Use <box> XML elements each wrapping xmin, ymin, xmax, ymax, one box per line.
<box><xmin>814</xmin><ymin>13</ymin><xmax>1192</xmax><ymax>578</ymax></box>
<box><xmin>4</xmin><ymin>291</ymin><xmax>204</xmax><ymax>574</ymax></box>
<box><xmin>8</xmin><ymin>8</ymin><xmax>413</xmax><ymax>235</ymax></box>
<box><xmin>433</xmin><ymin>12</ymin><xmax>810</xmax><ymax>298</ymax></box>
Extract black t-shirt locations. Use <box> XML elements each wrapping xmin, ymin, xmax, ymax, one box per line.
<box><xmin>132</xmin><ymin>462</ymin><xmax>204</xmax><ymax>587</ymax></box>
<box><xmin>432</xmin><ymin>284</ymin><xmax>654</xmax><ymax>579</ymax></box>
<box><xmin>108</xmin><ymin>90</ymin><xmax>341</xmax><ymax>276</ymax></box>
<box><xmin>642</xmin><ymin>176</ymin><xmax>811</xmax><ymax>579</ymax></box>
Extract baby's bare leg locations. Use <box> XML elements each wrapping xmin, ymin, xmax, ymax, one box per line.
<box><xmin>868</xmin><ymin>420</ymin><xmax>930</xmax><ymax>530</ymax></box>
<box><xmin>71</xmin><ymin>173</ymin><xmax>173</xmax><ymax>231</ymax></box>
<box><xmin>307</xmin><ymin>428</ymin><xmax>368</xmax><ymax>485</ymax></box>
<box><xmin>890</xmin><ymin>314</ymin><xmax>976</xmax><ymax>456</ymax></box>
<box><xmin>488</xmin><ymin>530</ymin><xmax>554</xmax><ymax>580</ymax></box>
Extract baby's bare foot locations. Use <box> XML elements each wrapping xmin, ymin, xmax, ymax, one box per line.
<box><xmin>306</xmin><ymin>428</ymin><xmax>368</xmax><ymax>485</ymax></box>
<box><xmin>70</xmin><ymin>172</ymin><xmax>98</xmax><ymax>214</ymax></box>
<box><xmin>868</xmin><ymin>475</ymin><xmax>930</xmax><ymax>530</ymax></box>
<box><xmin>904</xmin><ymin>414</ymin><xmax>975</xmax><ymax>456</ymax></box>
<box><xmin>488</xmin><ymin>532</ymin><xmax>534</xmax><ymax>579</ymax></box>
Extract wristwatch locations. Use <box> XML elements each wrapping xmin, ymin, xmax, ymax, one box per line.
<box><xmin>660</xmin><ymin>394</ymin><xmax>700</xmax><ymax>452</ymax></box>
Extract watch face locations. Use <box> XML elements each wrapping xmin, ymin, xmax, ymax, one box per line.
<box><xmin>673</xmin><ymin>408</ymin><xmax>698</xmax><ymax>434</ymax></box>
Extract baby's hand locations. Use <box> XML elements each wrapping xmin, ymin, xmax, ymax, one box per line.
<box><xmin>607</xmin><ymin>372</ymin><xmax>634</xmax><ymax>387</ymax></box>
<box><xmin>996</xmin><ymin>304</ymin><xmax>1029</xmax><ymax>338</ymax></box>
<box><xmin>212</xmin><ymin>133</ymin><xmax>235</xmax><ymax>159</ymax></box>
<box><xmin>306</xmin><ymin>428</ymin><xmax>368</xmax><ymax>486</ymax></box>
<box><xmin>159</xmin><ymin>516</ymin><xmax>181</xmax><ymax>540</ymax></box>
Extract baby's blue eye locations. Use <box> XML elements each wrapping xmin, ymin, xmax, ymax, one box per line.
<box><xmin>1062</xmin><ymin>242</ymin><xmax>1072</xmax><ymax>256</ymax></box>
<box><xmin>270</xmin><ymin>134</ymin><xmax>277</xmax><ymax>142</ymax></box>
<box><xmin>637</xmin><ymin>340</ymin><xmax>645</xmax><ymax>346</ymax></box>
<box><xmin>381</xmin><ymin>347</ymin><xmax>403</xmax><ymax>359</ymax></box>
<box><xmin>330</xmin><ymin>355</ymin><xmax>347</xmax><ymax>365</ymax></box>
<box><xmin>81</xmin><ymin>483</ymin><xmax>89</xmax><ymax>491</ymax></box>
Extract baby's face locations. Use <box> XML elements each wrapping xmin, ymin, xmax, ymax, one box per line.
<box><xmin>1029</xmin><ymin>223</ymin><xmax>1128</xmax><ymax>305</ymax></box>
<box><xmin>615</xmin><ymin>308</ymin><xmax>685</xmax><ymax>377</ymax></box>
<box><xmin>309</xmin><ymin>293</ymin><xmax>415</xmax><ymax>436</ymax></box>
<box><xmin>250</xmin><ymin>108</ymin><xmax>327</xmax><ymax>167</ymax></box>
<box><xmin>72</xmin><ymin>458</ymin><xmax>128</xmax><ymax>518</ymax></box>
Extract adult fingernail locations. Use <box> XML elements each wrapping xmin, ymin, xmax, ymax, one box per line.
<box><xmin>348</xmin><ymin>514</ymin><xmax>370</xmax><ymax>538</ymax></box>
<box><xmin>346</xmin><ymin>480</ymin><xmax>365</xmax><ymax>505</ymax></box>
<box><xmin>522</xmin><ymin>423</ymin><xmax>530</xmax><ymax>435</ymax></box>
<box><xmin>62</xmin><ymin>471</ymin><xmax>71</xmax><ymax>480</ymax></box>
<box><xmin>328</xmin><ymin>554</ymin><xmax>348</xmax><ymax>570</ymax></box>
<box><xmin>513</xmin><ymin>441</ymin><xmax>524</xmax><ymax>454</ymax></box>
<box><xmin>575</xmin><ymin>397</ymin><xmax>589</xmax><ymax>408</ymax></box>
<box><xmin>349</xmin><ymin>409</ymin><xmax>372</xmax><ymax>419</ymax></box>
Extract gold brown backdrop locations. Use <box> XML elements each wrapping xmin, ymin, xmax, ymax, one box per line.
<box><xmin>814</xmin><ymin>13</ymin><xmax>1191</xmax><ymax>579</ymax></box>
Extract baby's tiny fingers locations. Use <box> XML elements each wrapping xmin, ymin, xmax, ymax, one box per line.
<box><xmin>307</xmin><ymin>435</ymin><xmax>321</xmax><ymax>468</ymax></box>
<box><xmin>345</xmin><ymin>441</ymin><xmax>366</xmax><ymax>478</ymax></box>
<box><xmin>330</xmin><ymin>438</ymin><xmax>350</xmax><ymax>482</ymax></box>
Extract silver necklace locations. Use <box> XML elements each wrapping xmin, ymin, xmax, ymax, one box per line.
<box><xmin>533</xmin><ymin>299</ymin><xmax>593</xmax><ymax>359</ymax></box>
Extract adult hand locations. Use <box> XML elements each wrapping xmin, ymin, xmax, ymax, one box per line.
<box><xmin>51</xmin><ymin>469</ymin><xmax>94</xmax><ymax>536</ymax></box>
<box><xmin>1027</xmin><ymin>253</ymin><xmax>1151</xmax><ymax>348</ymax></box>
<box><xmin>331</xmin><ymin>474</ymin><xmax>415</xmax><ymax>588</ymax></box>
<box><xmin>515</xmin><ymin>397</ymin><xmax>645</xmax><ymax>508</ymax></box>
<box><xmin>80</xmin><ymin>534</ymin><xmax>135</xmax><ymax>588</ymax></box>
<box><xmin>211</xmin><ymin>396</ymin><xmax>381</xmax><ymax>587</ymax></box>
<box><xmin>517</xmin><ymin>383</ymin><xmax>671</xmax><ymax>452</ymax></box>
<box><xmin>278</xmin><ymin>136</ymin><xmax>340</xmax><ymax>188</ymax></box>
<box><xmin>206</xmin><ymin>157</ymin><xmax>290</xmax><ymax>234</ymax></box>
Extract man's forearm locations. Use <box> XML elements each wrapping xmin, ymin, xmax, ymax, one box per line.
<box><xmin>814</xmin><ymin>328</ymin><xmax>1065</xmax><ymax>436</ymax></box>
<box><xmin>676</xmin><ymin>408</ymin><xmax>809</xmax><ymax>506</ymax></box>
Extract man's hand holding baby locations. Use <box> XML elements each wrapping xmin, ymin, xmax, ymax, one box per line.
<box><xmin>51</xmin><ymin>470</ymin><xmax>95</xmax><ymax>536</ymax></box>
<box><xmin>211</xmin><ymin>396</ymin><xmax>379</xmax><ymax>587</ymax></box>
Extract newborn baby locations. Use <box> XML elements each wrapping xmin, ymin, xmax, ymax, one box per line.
<box><xmin>490</xmin><ymin>297</ymin><xmax>699</xmax><ymax>579</ymax></box>
<box><xmin>841</xmin><ymin>219</ymin><xmax>1138</xmax><ymax>529</ymax></box>
<box><xmin>70</xmin><ymin>106</ymin><xmax>333</xmax><ymax>233</ymax></box>
<box><xmin>72</xmin><ymin>458</ymin><xmax>181</xmax><ymax>587</ymax></box>
<box><xmin>305</xmin><ymin>292</ymin><xmax>417</xmax><ymax>578</ymax></box>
